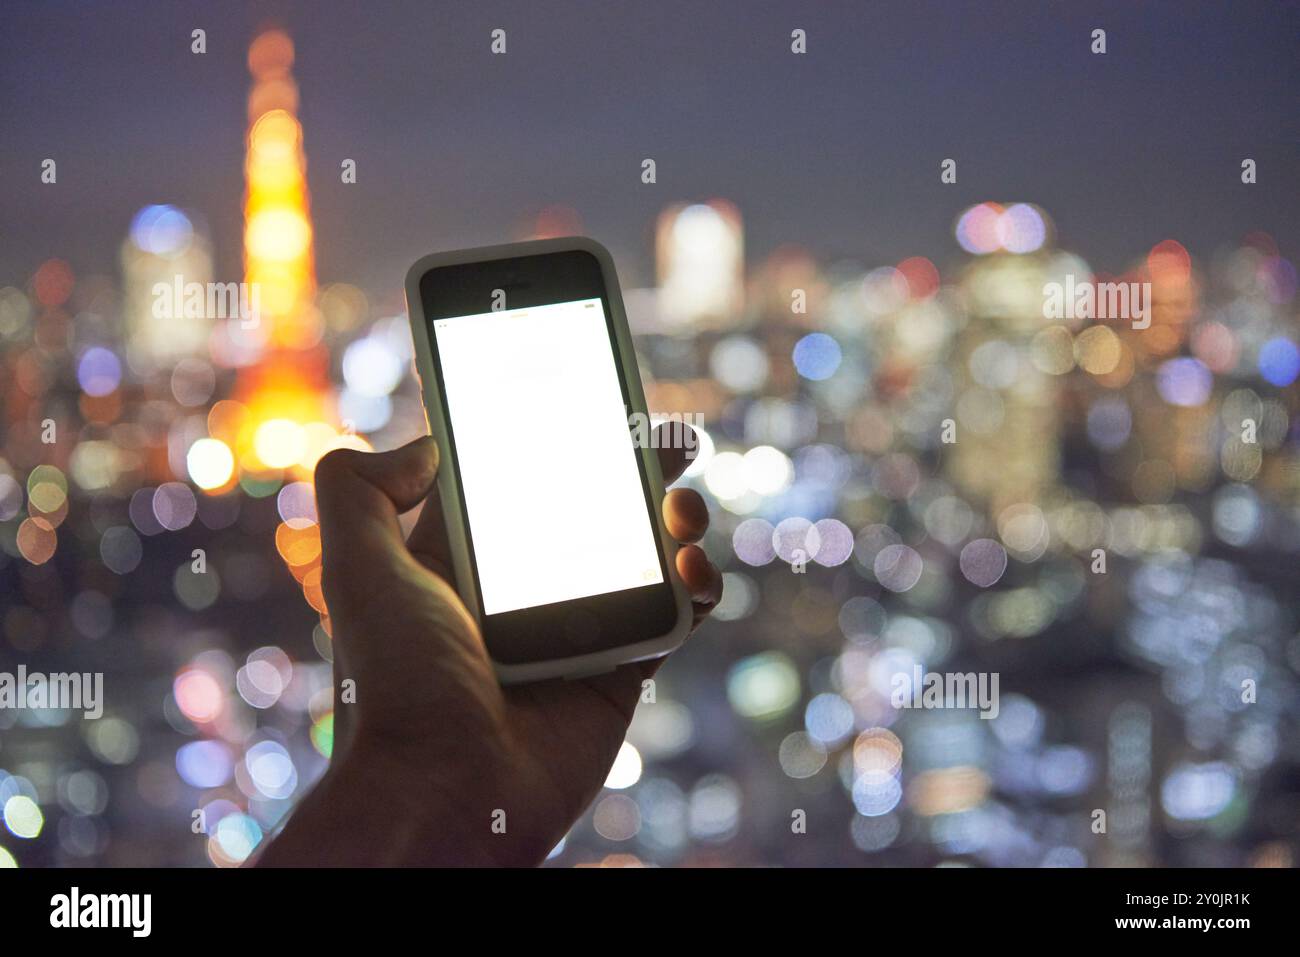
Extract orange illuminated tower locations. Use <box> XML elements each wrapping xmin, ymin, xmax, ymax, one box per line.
<box><xmin>233</xmin><ymin>28</ymin><xmax>338</xmax><ymax>479</ymax></box>
<box><xmin>225</xmin><ymin>29</ymin><xmax>370</xmax><ymax>635</ymax></box>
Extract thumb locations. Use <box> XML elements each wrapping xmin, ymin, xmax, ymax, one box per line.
<box><xmin>313</xmin><ymin>436</ymin><xmax>439</xmax><ymax>590</ymax></box>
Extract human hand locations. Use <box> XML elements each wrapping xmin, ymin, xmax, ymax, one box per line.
<box><xmin>258</xmin><ymin>425</ymin><xmax>720</xmax><ymax>866</ymax></box>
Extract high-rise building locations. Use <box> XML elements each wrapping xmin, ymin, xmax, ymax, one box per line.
<box><xmin>120</xmin><ymin>205</ymin><xmax>213</xmax><ymax>375</ymax></box>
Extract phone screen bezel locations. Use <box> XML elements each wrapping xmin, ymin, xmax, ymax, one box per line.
<box><xmin>416</xmin><ymin>248</ymin><xmax>678</xmax><ymax>665</ymax></box>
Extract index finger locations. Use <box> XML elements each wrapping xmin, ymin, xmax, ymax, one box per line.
<box><xmin>654</xmin><ymin>421</ymin><xmax>699</xmax><ymax>486</ymax></box>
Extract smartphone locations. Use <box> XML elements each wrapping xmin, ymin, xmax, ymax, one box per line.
<box><xmin>404</xmin><ymin>237</ymin><xmax>692</xmax><ymax>683</ymax></box>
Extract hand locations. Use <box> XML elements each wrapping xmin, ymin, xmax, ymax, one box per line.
<box><xmin>257</xmin><ymin>425</ymin><xmax>721</xmax><ymax>866</ymax></box>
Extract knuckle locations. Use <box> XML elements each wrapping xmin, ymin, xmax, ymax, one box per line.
<box><xmin>313</xmin><ymin>448</ymin><xmax>358</xmax><ymax>487</ymax></box>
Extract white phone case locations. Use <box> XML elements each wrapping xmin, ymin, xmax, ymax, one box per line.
<box><xmin>404</xmin><ymin>237</ymin><xmax>693</xmax><ymax>683</ymax></box>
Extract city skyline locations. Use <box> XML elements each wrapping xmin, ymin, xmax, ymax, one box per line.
<box><xmin>0</xmin><ymin>1</ymin><xmax>1296</xmax><ymax>876</ymax></box>
<box><xmin>2</xmin><ymin>1</ymin><xmax>1297</xmax><ymax>293</ymax></box>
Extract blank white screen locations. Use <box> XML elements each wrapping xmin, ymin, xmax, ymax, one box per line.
<box><xmin>433</xmin><ymin>297</ymin><xmax>664</xmax><ymax>615</ymax></box>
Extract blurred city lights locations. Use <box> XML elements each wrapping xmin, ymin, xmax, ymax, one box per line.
<box><xmin>1</xmin><ymin>24</ymin><xmax>1295</xmax><ymax>871</ymax></box>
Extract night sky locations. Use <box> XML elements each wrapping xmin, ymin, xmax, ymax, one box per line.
<box><xmin>2</xmin><ymin>0</ymin><xmax>1297</xmax><ymax>294</ymax></box>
